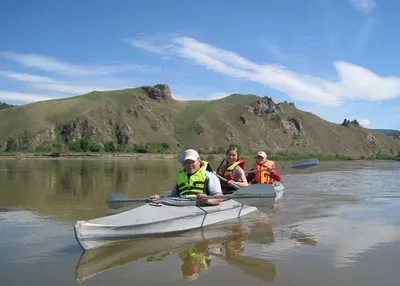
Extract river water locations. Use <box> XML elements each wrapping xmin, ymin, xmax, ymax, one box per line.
<box><xmin>1</xmin><ymin>158</ymin><xmax>399</xmax><ymax>285</ymax></box>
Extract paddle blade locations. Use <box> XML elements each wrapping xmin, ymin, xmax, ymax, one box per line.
<box><xmin>233</xmin><ymin>184</ymin><xmax>276</xmax><ymax>197</ymax></box>
<box><xmin>106</xmin><ymin>192</ymin><xmax>129</xmax><ymax>210</ymax></box>
<box><xmin>290</xmin><ymin>158</ymin><xmax>319</xmax><ymax>170</ymax></box>
<box><xmin>219</xmin><ymin>184</ymin><xmax>278</xmax><ymax>209</ymax></box>
<box><xmin>106</xmin><ymin>192</ymin><xmax>150</xmax><ymax>210</ymax></box>
<box><xmin>106</xmin><ymin>192</ymin><xmax>129</xmax><ymax>202</ymax></box>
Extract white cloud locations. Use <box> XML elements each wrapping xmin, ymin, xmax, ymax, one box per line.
<box><xmin>348</xmin><ymin>0</ymin><xmax>376</xmax><ymax>13</ymax></box>
<box><xmin>0</xmin><ymin>91</ymin><xmax>55</xmax><ymax>103</ymax></box>
<box><xmin>334</xmin><ymin>61</ymin><xmax>400</xmax><ymax>101</ymax></box>
<box><xmin>172</xmin><ymin>91</ymin><xmax>231</xmax><ymax>101</ymax></box>
<box><xmin>125</xmin><ymin>39</ymin><xmax>173</xmax><ymax>56</ymax></box>
<box><xmin>0</xmin><ymin>71</ymin><xmax>55</xmax><ymax>83</ymax></box>
<box><xmin>208</xmin><ymin>92</ymin><xmax>231</xmax><ymax>100</ymax></box>
<box><xmin>171</xmin><ymin>93</ymin><xmax>187</xmax><ymax>100</ymax></box>
<box><xmin>0</xmin><ymin>71</ymin><xmax>115</xmax><ymax>95</ymax></box>
<box><xmin>29</xmin><ymin>82</ymin><xmax>113</xmax><ymax>94</ymax></box>
<box><xmin>359</xmin><ymin>119</ymin><xmax>371</xmax><ymax>126</ymax></box>
<box><xmin>1</xmin><ymin>52</ymin><xmax>159</xmax><ymax>76</ymax></box>
<box><xmin>129</xmin><ymin>36</ymin><xmax>400</xmax><ymax>107</ymax></box>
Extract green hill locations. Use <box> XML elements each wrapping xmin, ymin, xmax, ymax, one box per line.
<box><xmin>0</xmin><ymin>84</ymin><xmax>399</xmax><ymax>157</ymax></box>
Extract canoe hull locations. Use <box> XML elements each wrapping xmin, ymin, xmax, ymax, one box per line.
<box><xmin>74</xmin><ymin>183</ymin><xmax>285</xmax><ymax>251</ymax></box>
<box><xmin>75</xmin><ymin>199</ymin><xmax>259</xmax><ymax>251</ymax></box>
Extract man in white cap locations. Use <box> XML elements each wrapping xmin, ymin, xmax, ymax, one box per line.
<box><xmin>151</xmin><ymin>149</ymin><xmax>223</xmax><ymax>205</ymax></box>
<box><xmin>246</xmin><ymin>151</ymin><xmax>281</xmax><ymax>184</ymax></box>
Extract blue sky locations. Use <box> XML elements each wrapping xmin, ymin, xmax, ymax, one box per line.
<box><xmin>1</xmin><ymin>0</ymin><xmax>399</xmax><ymax>130</ymax></box>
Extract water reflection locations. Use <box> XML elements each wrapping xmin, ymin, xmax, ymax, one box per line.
<box><xmin>1</xmin><ymin>158</ymin><xmax>400</xmax><ymax>285</ymax></box>
<box><xmin>0</xmin><ymin>159</ymin><xmax>181</xmax><ymax>221</ymax></box>
<box><xmin>75</xmin><ymin>223</ymin><xmax>278</xmax><ymax>283</ymax></box>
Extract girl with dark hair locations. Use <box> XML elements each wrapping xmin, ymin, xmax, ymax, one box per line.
<box><xmin>216</xmin><ymin>147</ymin><xmax>249</xmax><ymax>193</ymax></box>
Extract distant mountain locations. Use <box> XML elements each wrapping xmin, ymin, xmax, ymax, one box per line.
<box><xmin>0</xmin><ymin>101</ymin><xmax>16</xmax><ymax>110</ymax></box>
<box><xmin>372</xmin><ymin>129</ymin><xmax>400</xmax><ymax>137</ymax></box>
<box><xmin>0</xmin><ymin>84</ymin><xmax>399</xmax><ymax>156</ymax></box>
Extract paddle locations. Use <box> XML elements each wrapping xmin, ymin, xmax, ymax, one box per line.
<box><xmin>106</xmin><ymin>184</ymin><xmax>276</xmax><ymax>209</ymax></box>
<box><xmin>245</xmin><ymin>158</ymin><xmax>319</xmax><ymax>174</ymax></box>
<box><xmin>214</xmin><ymin>172</ymin><xmax>241</xmax><ymax>190</ymax></box>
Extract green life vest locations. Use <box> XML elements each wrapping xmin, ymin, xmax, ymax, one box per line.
<box><xmin>177</xmin><ymin>161</ymin><xmax>209</xmax><ymax>197</ymax></box>
<box><xmin>179</xmin><ymin>248</ymin><xmax>209</xmax><ymax>270</ymax></box>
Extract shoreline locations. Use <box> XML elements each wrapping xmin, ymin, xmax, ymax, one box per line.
<box><xmin>0</xmin><ymin>152</ymin><xmax>398</xmax><ymax>161</ymax></box>
<box><xmin>0</xmin><ymin>153</ymin><xmax>179</xmax><ymax>160</ymax></box>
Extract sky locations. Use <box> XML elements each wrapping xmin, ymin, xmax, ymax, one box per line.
<box><xmin>1</xmin><ymin>0</ymin><xmax>399</xmax><ymax>130</ymax></box>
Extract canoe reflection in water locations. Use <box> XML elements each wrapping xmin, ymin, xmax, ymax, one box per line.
<box><xmin>177</xmin><ymin>225</ymin><xmax>250</xmax><ymax>281</ymax></box>
<box><xmin>75</xmin><ymin>221</ymin><xmax>279</xmax><ymax>282</ymax></box>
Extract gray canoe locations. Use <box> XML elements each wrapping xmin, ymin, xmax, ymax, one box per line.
<box><xmin>74</xmin><ymin>182</ymin><xmax>285</xmax><ymax>251</ymax></box>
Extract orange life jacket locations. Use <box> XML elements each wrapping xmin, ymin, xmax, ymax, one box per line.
<box><xmin>251</xmin><ymin>160</ymin><xmax>276</xmax><ymax>184</ymax></box>
<box><xmin>217</xmin><ymin>159</ymin><xmax>245</xmax><ymax>189</ymax></box>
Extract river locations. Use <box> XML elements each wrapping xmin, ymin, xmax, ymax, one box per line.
<box><xmin>1</xmin><ymin>157</ymin><xmax>399</xmax><ymax>285</ymax></box>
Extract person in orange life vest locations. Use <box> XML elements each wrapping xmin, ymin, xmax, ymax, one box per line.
<box><xmin>246</xmin><ymin>151</ymin><xmax>281</xmax><ymax>184</ymax></box>
<box><xmin>216</xmin><ymin>147</ymin><xmax>248</xmax><ymax>193</ymax></box>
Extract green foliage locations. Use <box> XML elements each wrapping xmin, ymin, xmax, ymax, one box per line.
<box><xmin>292</xmin><ymin>133</ymin><xmax>301</xmax><ymax>140</ymax></box>
<box><xmin>132</xmin><ymin>141</ymin><xmax>171</xmax><ymax>154</ymax></box>
<box><xmin>88</xmin><ymin>143</ymin><xmax>102</xmax><ymax>152</ymax></box>
<box><xmin>68</xmin><ymin>141</ymin><xmax>83</xmax><ymax>152</ymax></box>
<box><xmin>35</xmin><ymin>142</ymin><xmax>60</xmax><ymax>153</ymax></box>
<box><xmin>6</xmin><ymin>137</ymin><xmax>18</xmax><ymax>152</ymax></box>
<box><xmin>104</xmin><ymin>141</ymin><xmax>118</xmax><ymax>152</ymax></box>
<box><xmin>0</xmin><ymin>101</ymin><xmax>16</xmax><ymax>110</ymax></box>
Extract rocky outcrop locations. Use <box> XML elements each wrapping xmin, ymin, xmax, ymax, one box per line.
<box><xmin>366</xmin><ymin>133</ymin><xmax>377</xmax><ymax>148</ymax></box>
<box><xmin>240</xmin><ymin>115</ymin><xmax>247</xmax><ymax>124</ymax></box>
<box><xmin>247</xmin><ymin>97</ymin><xmax>284</xmax><ymax>116</ymax></box>
<box><xmin>288</xmin><ymin>117</ymin><xmax>302</xmax><ymax>132</ymax></box>
<box><xmin>342</xmin><ymin>119</ymin><xmax>350</xmax><ymax>126</ymax></box>
<box><xmin>142</xmin><ymin>84</ymin><xmax>173</xmax><ymax>102</ymax></box>
<box><xmin>342</xmin><ymin>119</ymin><xmax>360</xmax><ymax>127</ymax></box>
<box><xmin>116</xmin><ymin>123</ymin><xmax>134</xmax><ymax>145</ymax></box>
<box><xmin>59</xmin><ymin>117</ymin><xmax>95</xmax><ymax>144</ymax></box>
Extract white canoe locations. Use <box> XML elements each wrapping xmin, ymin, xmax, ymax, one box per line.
<box><xmin>74</xmin><ymin>183</ymin><xmax>285</xmax><ymax>251</ymax></box>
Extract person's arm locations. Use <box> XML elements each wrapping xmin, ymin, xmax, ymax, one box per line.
<box><xmin>197</xmin><ymin>172</ymin><xmax>222</xmax><ymax>205</ymax></box>
<box><xmin>246</xmin><ymin>172</ymin><xmax>255</xmax><ymax>183</ymax></box>
<box><xmin>227</xmin><ymin>167</ymin><xmax>248</xmax><ymax>188</ymax></box>
<box><xmin>169</xmin><ymin>184</ymin><xmax>179</xmax><ymax>196</ymax></box>
<box><xmin>268</xmin><ymin>169</ymin><xmax>281</xmax><ymax>182</ymax></box>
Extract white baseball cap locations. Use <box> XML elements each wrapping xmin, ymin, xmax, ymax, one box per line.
<box><xmin>257</xmin><ymin>151</ymin><xmax>267</xmax><ymax>158</ymax></box>
<box><xmin>182</xmin><ymin>149</ymin><xmax>200</xmax><ymax>161</ymax></box>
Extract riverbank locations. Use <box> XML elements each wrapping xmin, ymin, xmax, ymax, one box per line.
<box><xmin>0</xmin><ymin>152</ymin><xmax>399</xmax><ymax>161</ymax></box>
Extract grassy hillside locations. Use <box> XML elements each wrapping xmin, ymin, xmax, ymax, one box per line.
<box><xmin>0</xmin><ymin>84</ymin><xmax>399</xmax><ymax>157</ymax></box>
